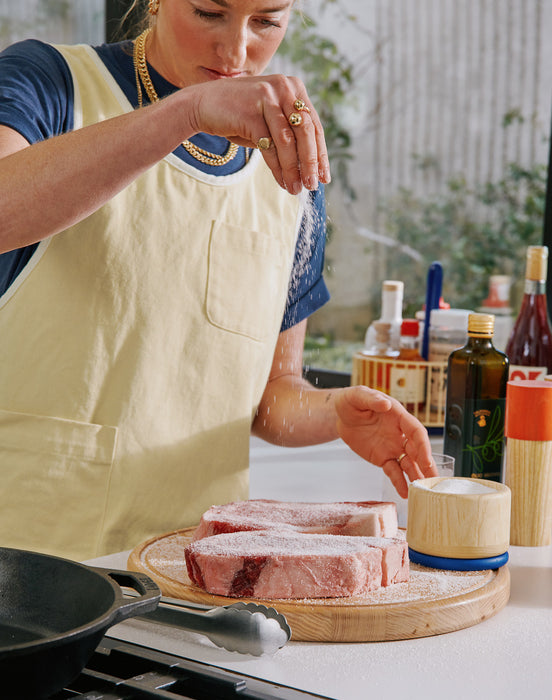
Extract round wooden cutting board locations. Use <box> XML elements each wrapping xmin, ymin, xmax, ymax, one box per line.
<box><xmin>128</xmin><ymin>527</ymin><xmax>510</xmax><ymax>643</ymax></box>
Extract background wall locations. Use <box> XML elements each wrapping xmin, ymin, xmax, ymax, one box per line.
<box><xmin>301</xmin><ymin>0</ymin><xmax>552</xmax><ymax>340</ymax></box>
<box><xmin>0</xmin><ymin>0</ymin><xmax>104</xmax><ymax>46</ymax></box>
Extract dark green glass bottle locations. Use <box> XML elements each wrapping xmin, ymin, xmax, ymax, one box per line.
<box><xmin>443</xmin><ymin>313</ymin><xmax>509</xmax><ymax>481</ymax></box>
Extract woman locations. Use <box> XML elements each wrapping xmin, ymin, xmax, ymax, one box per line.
<box><xmin>0</xmin><ymin>0</ymin><xmax>436</xmax><ymax>561</ymax></box>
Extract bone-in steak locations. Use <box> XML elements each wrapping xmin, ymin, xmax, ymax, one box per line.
<box><xmin>185</xmin><ymin>530</ymin><xmax>408</xmax><ymax>598</ymax></box>
<box><xmin>192</xmin><ymin>499</ymin><xmax>398</xmax><ymax>541</ymax></box>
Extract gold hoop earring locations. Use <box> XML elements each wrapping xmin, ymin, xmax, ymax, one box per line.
<box><xmin>148</xmin><ymin>0</ymin><xmax>160</xmax><ymax>15</ymax></box>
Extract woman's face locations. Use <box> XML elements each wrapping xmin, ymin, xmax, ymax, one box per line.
<box><xmin>148</xmin><ymin>0</ymin><xmax>293</xmax><ymax>88</ymax></box>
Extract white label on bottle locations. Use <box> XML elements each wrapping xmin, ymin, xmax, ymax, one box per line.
<box><xmin>508</xmin><ymin>365</ymin><xmax>548</xmax><ymax>381</ymax></box>
<box><xmin>428</xmin><ymin>342</ymin><xmax>459</xmax><ymax>411</ymax></box>
<box><xmin>389</xmin><ymin>364</ymin><xmax>426</xmax><ymax>404</ymax></box>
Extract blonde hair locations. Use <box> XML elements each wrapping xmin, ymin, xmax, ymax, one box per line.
<box><xmin>115</xmin><ymin>0</ymin><xmax>152</xmax><ymax>40</ymax></box>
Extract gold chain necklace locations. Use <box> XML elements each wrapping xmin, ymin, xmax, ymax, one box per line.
<box><xmin>133</xmin><ymin>29</ymin><xmax>239</xmax><ymax>167</ymax></box>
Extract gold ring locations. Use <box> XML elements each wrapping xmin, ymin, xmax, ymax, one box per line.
<box><xmin>293</xmin><ymin>98</ymin><xmax>310</xmax><ymax>113</ymax></box>
<box><xmin>256</xmin><ymin>137</ymin><xmax>273</xmax><ymax>150</ymax></box>
<box><xmin>397</xmin><ymin>453</ymin><xmax>407</xmax><ymax>464</ymax></box>
<box><xmin>288</xmin><ymin>112</ymin><xmax>303</xmax><ymax>127</ymax></box>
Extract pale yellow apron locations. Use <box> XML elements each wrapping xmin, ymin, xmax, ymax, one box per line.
<box><xmin>0</xmin><ymin>45</ymin><xmax>303</xmax><ymax>560</ymax></box>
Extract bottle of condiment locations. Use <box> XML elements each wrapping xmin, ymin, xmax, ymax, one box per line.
<box><xmin>478</xmin><ymin>274</ymin><xmax>513</xmax><ymax>352</ymax></box>
<box><xmin>362</xmin><ymin>321</ymin><xmax>399</xmax><ymax>393</ymax></box>
<box><xmin>444</xmin><ymin>313</ymin><xmax>509</xmax><ymax>482</ymax></box>
<box><xmin>364</xmin><ymin>281</ymin><xmax>403</xmax><ymax>354</ymax></box>
<box><xmin>506</xmin><ymin>246</ymin><xmax>552</xmax><ymax>380</ymax></box>
<box><xmin>389</xmin><ymin>319</ymin><xmax>426</xmax><ymax>413</ymax></box>
<box><xmin>428</xmin><ymin>308</ymin><xmax>472</xmax><ymax>412</ymax></box>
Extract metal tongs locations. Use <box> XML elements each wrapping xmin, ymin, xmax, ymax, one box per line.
<box><xmin>134</xmin><ymin>594</ymin><xmax>291</xmax><ymax>656</ymax></box>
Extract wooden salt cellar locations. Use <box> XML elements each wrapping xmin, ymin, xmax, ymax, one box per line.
<box><xmin>407</xmin><ymin>477</ymin><xmax>511</xmax><ymax>559</ymax></box>
<box><xmin>505</xmin><ymin>379</ymin><xmax>552</xmax><ymax>546</ymax></box>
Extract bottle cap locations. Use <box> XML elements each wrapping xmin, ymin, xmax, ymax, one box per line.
<box><xmin>401</xmin><ymin>319</ymin><xmax>419</xmax><ymax>336</ymax></box>
<box><xmin>505</xmin><ymin>380</ymin><xmax>552</xmax><ymax>441</ymax></box>
<box><xmin>525</xmin><ymin>246</ymin><xmax>548</xmax><ymax>282</ymax></box>
<box><xmin>467</xmin><ymin>313</ymin><xmax>494</xmax><ymax>337</ymax></box>
<box><xmin>481</xmin><ymin>275</ymin><xmax>512</xmax><ymax>308</ymax></box>
<box><xmin>382</xmin><ymin>280</ymin><xmax>404</xmax><ymax>293</ymax></box>
<box><xmin>429</xmin><ymin>308</ymin><xmax>472</xmax><ymax>331</ymax></box>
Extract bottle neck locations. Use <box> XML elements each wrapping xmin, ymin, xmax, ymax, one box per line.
<box><xmin>381</xmin><ymin>292</ymin><xmax>403</xmax><ymax>322</ymax></box>
<box><xmin>467</xmin><ymin>334</ymin><xmax>493</xmax><ymax>346</ymax></box>
<box><xmin>525</xmin><ymin>279</ymin><xmax>547</xmax><ymax>295</ymax></box>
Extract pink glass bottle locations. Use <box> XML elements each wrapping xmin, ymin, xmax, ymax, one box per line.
<box><xmin>506</xmin><ymin>246</ymin><xmax>552</xmax><ymax>380</ymax></box>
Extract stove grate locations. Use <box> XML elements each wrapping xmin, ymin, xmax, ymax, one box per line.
<box><xmin>48</xmin><ymin>638</ymin><xmax>335</xmax><ymax>700</ymax></box>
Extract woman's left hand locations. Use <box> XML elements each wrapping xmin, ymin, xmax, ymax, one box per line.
<box><xmin>334</xmin><ymin>385</ymin><xmax>438</xmax><ymax>498</ymax></box>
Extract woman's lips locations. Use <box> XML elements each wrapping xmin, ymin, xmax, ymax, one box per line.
<box><xmin>202</xmin><ymin>67</ymin><xmax>246</xmax><ymax>79</ymax></box>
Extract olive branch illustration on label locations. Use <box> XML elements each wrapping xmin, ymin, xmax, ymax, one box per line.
<box><xmin>462</xmin><ymin>405</ymin><xmax>504</xmax><ymax>473</ymax></box>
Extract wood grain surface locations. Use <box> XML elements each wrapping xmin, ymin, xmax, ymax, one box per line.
<box><xmin>506</xmin><ymin>437</ymin><xmax>552</xmax><ymax>546</ymax></box>
<box><xmin>128</xmin><ymin>527</ymin><xmax>510</xmax><ymax>642</ymax></box>
<box><xmin>407</xmin><ymin>477</ymin><xmax>511</xmax><ymax>558</ymax></box>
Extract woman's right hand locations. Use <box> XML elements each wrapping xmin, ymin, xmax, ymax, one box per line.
<box><xmin>180</xmin><ymin>73</ymin><xmax>331</xmax><ymax>194</ymax></box>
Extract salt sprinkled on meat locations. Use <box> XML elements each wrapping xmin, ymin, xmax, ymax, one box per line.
<box><xmin>189</xmin><ymin>531</ymin><xmax>388</xmax><ymax>556</ymax></box>
<box><xmin>185</xmin><ymin>530</ymin><xmax>409</xmax><ymax>598</ymax></box>
<box><xmin>193</xmin><ymin>499</ymin><xmax>398</xmax><ymax>541</ymax></box>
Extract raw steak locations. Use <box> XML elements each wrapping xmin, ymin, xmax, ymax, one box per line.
<box><xmin>192</xmin><ymin>499</ymin><xmax>398</xmax><ymax>541</ymax></box>
<box><xmin>185</xmin><ymin>531</ymin><xmax>409</xmax><ymax>598</ymax></box>
<box><xmin>362</xmin><ymin>537</ymin><xmax>410</xmax><ymax>586</ymax></box>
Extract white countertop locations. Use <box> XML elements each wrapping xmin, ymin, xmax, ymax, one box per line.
<box><xmin>89</xmin><ymin>438</ymin><xmax>552</xmax><ymax>700</ymax></box>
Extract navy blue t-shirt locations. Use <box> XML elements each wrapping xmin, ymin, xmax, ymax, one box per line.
<box><xmin>0</xmin><ymin>39</ymin><xmax>329</xmax><ymax>330</ymax></box>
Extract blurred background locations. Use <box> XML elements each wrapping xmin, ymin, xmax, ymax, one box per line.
<box><xmin>1</xmin><ymin>0</ymin><xmax>550</xmax><ymax>374</ymax></box>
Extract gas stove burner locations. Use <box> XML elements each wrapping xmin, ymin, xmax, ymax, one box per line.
<box><xmin>47</xmin><ymin>637</ymin><xmax>334</xmax><ymax>699</ymax></box>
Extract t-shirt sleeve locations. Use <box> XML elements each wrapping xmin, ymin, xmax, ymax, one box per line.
<box><xmin>0</xmin><ymin>39</ymin><xmax>74</xmax><ymax>143</ymax></box>
<box><xmin>280</xmin><ymin>184</ymin><xmax>330</xmax><ymax>331</ymax></box>
<box><xmin>0</xmin><ymin>40</ymin><xmax>73</xmax><ymax>298</ymax></box>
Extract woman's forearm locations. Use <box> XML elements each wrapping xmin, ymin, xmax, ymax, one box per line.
<box><xmin>0</xmin><ymin>94</ymin><xmax>193</xmax><ymax>253</ymax></box>
<box><xmin>252</xmin><ymin>373</ymin><xmax>342</xmax><ymax>447</ymax></box>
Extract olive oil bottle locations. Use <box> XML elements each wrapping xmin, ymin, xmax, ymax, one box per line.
<box><xmin>444</xmin><ymin>313</ymin><xmax>509</xmax><ymax>481</ymax></box>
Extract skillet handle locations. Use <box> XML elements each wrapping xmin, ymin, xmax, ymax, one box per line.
<box><xmin>90</xmin><ymin>567</ymin><xmax>161</xmax><ymax>624</ymax></box>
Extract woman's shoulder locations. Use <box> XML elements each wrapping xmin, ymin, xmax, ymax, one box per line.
<box><xmin>0</xmin><ymin>38</ymin><xmax>71</xmax><ymax>74</ymax></box>
<box><xmin>0</xmin><ymin>39</ymin><xmax>74</xmax><ymax>142</ymax></box>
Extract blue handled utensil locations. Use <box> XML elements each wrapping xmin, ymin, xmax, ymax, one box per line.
<box><xmin>421</xmin><ymin>261</ymin><xmax>443</xmax><ymax>360</ymax></box>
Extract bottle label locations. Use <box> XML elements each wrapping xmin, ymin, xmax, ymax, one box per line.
<box><xmin>458</xmin><ymin>398</ymin><xmax>506</xmax><ymax>481</ymax></box>
<box><xmin>389</xmin><ymin>363</ymin><xmax>426</xmax><ymax>405</ymax></box>
<box><xmin>508</xmin><ymin>365</ymin><xmax>548</xmax><ymax>381</ymax></box>
<box><xmin>428</xmin><ymin>342</ymin><xmax>460</xmax><ymax>411</ymax></box>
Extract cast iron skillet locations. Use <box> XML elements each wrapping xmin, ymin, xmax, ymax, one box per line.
<box><xmin>0</xmin><ymin>546</ymin><xmax>161</xmax><ymax>699</ymax></box>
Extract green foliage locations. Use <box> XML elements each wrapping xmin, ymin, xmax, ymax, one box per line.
<box><xmin>303</xmin><ymin>336</ymin><xmax>363</xmax><ymax>373</ymax></box>
<box><xmin>382</xmin><ymin>161</ymin><xmax>548</xmax><ymax>315</ymax></box>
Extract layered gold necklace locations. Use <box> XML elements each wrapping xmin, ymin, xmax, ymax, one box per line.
<box><xmin>133</xmin><ymin>28</ymin><xmax>239</xmax><ymax>167</ymax></box>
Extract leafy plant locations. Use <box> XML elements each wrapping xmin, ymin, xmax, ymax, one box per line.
<box><xmin>381</xmin><ymin>160</ymin><xmax>548</xmax><ymax>315</ymax></box>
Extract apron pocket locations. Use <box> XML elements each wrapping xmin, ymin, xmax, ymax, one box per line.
<box><xmin>0</xmin><ymin>409</ymin><xmax>117</xmax><ymax>561</ymax></box>
<box><xmin>205</xmin><ymin>220</ymin><xmax>289</xmax><ymax>341</ymax></box>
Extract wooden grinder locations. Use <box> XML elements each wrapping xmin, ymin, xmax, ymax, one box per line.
<box><xmin>407</xmin><ymin>477</ymin><xmax>511</xmax><ymax>567</ymax></box>
<box><xmin>505</xmin><ymin>379</ymin><xmax>552</xmax><ymax>546</ymax></box>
